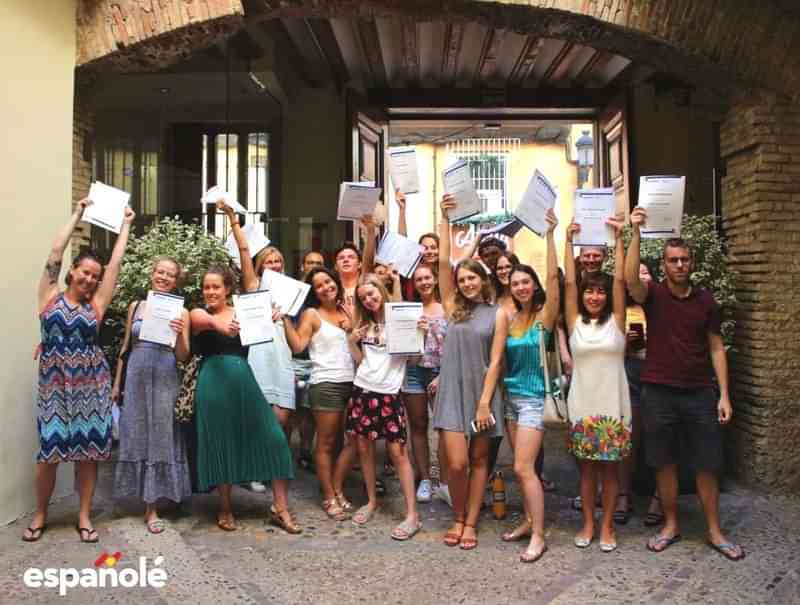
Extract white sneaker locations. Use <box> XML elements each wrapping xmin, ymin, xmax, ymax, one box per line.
<box><xmin>416</xmin><ymin>479</ymin><xmax>433</xmax><ymax>503</ymax></box>
<box><xmin>248</xmin><ymin>481</ymin><xmax>267</xmax><ymax>493</ymax></box>
<box><xmin>435</xmin><ymin>484</ymin><xmax>452</xmax><ymax>508</ymax></box>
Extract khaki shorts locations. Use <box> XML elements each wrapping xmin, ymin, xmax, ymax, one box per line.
<box><xmin>308</xmin><ymin>381</ymin><xmax>353</xmax><ymax>412</ymax></box>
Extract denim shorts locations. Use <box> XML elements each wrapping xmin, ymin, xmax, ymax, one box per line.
<box><xmin>504</xmin><ymin>396</ymin><xmax>545</xmax><ymax>431</ymax></box>
<box><xmin>401</xmin><ymin>365</ymin><xmax>439</xmax><ymax>395</ymax></box>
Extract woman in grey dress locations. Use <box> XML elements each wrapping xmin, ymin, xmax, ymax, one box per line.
<box><xmin>112</xmin><ymin>257</ymin><xmax>192</xmax><ymax>534</ymax></box>
<box><xmin>432</xmin><ymin>195</ymin><xmax>508</xmax><ymax>551</ymax></box>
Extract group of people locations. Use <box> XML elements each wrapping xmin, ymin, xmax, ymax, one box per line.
<box><xmin>23</xmin><ymin>191</ymin><xmax>744</xmax><ymax>564</ymax></box>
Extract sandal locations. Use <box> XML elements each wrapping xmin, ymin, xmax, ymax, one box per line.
<box><xmin>520</xmin><ymin>543</ymin><xmax>548</xmax><ymax>563</ymax></box>
<box><xmin>613</xmin><ymin>493</ymin><xmax>633</xmax><ymax>525</ymax></box>
<box><xmin>22</xmin><ymin>524</ymin><xmax>47</xmax><ymax>542</ymax></box>
<box><xmin>322</xmin><ymin>498</ymin><xmax>348</xmax><ymax>522</ymax></box>
<box><xmin>501</xmin><ymin>522</ymin><xmax>532</xmax><ymax>542</ymax></box>
<box><xmin>76</xmin><ymin>526</ymin><xmax>99</xmax><ymax>543</ymax></box>
<box><xmin>391</xmin><ymin>519</ymin><xmax>422</xmax><ymax>541</ymax></box>
<box><xmin>146</xmin><ymin>519</ymin><xmax>166</xmax><ymax>534</ymax></box>
<box><xmin>216</xmin><ymin>515</ymin><xmax>237</xmax><ymax>532</ymax></box>
<box><xmin>646</xmin><ymin>532</ymin><xmax>682</xmax><ymax>553</ymax></box>
<box><xmin>335</xmin><ymin>492</ymin><xmax>354</xmax><ymax>512</ymax></box>
<box><xmin>443</xmin><ymin>517</ymin><xmax>465</xmax><ymax>547</ymax></box>
<box><xmin>375</xmin><ymin>478</ymin><xmax>386</xmax><ymax>497</ymax></box>
<box><xmin>644</xmin><ymin>496</ymin><xmax>664</xmax><ymax>527</ymax></box>
<box><xmin>708</xmin><ymin>540</ymin><xmax>745</xmax><ymax>561</ymax></box>
<box><xmin>352</xmin><ymin>504</ymin><xmax>377</xmax><ymax>526</ymax></box>
<box><xmin>459</xmin><ymin>524</ymin><xmax>478</xmax><ymax>551</ymax></box>
<box><xmin>269</xmin><ymin>505</ymin><xmax>302</xmax><ymax>534</ymax></box>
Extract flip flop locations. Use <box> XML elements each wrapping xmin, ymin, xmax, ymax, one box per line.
<box><xmin>76</xmin><ymin>526</ymin><xmax>99</xmax><ymax>543</ymax></box>
<box><xmin>22</xmin><ymin>524</ymin><xmax>47</xmax><ymax>542</ymax></box>
<box><xmin>459</xmin><ymin>525</ymin><xmax>478</xmax><ymax>551</ymax></box>
<box><xmin>708</xmin><ymin>540</ymin><xmax>745</xmax><ymax>561</ymax></box>
<box><xmin>216</xmin><ymin>516</ymin><xmax>237</xmax><ymax>532</ymax></box>
<box><xmin>520</xmin><ymin>544</ymin><xmax>548</xmax><ymax>563</ymax></box>
<box><xmin>391</xmin><ymin>519</ymin><xmax>422</xmax><ymax>541</ymax></box>
<box><xmin>352</xmin><ymin>504</ymin><xmax>376</xmax><ymax>526</ymax></box>
<box><xmin>146</xmin><ymin>519</ymin><xmax>166</xmax><ymax>535</ymax></box>
<box><xmin>647</xmin><ymin>533</ymin><xmax>682</xmax><ymax>553</ymax></box>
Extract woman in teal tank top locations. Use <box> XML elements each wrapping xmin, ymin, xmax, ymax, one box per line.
<box><xmin>499</xmin><ymin>209</ymin><xmax>560</xmax><ymax>563</ymax></box>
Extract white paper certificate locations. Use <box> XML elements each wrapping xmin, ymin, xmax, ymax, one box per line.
<box><xmin>201</xmin><ymin>186</ymin><xmax>248</xmax><ymax>214</ymax></box>
<box><xmin>637</xmin><ymin>176</ymin><xmax>685</xmax><ymax>239</ymax></box>
<box><xmin>573</xmin><ymin>188</ymin><xmax>616</xmax><ymax>248</ymax></box>
<box><xmin>84</xmin><ymin>182</ymin><xmax>130</xmax><ymax>234</ymax></box>
<box><xmin>385</xmin><ymin>303</ymin><xmax>424</xmax><ymax>355</ymax></box>
<box><xmin>224</xmin><ymin>223</ymin><xmax>271</xmax><ymax>267</ymax></box>
<box><xmin>233</xmin><ymin>291</ymin><xmax>276</xmax><ymax>346</ymax></box>
<box><xmin>259</xmin><ymin>269</ymin><xmax>311</xmax><ymax>317</ymax></box>
<box><xmin>481</xmin><ymin>219</ymin><xmax>523</xmax><ymax>239</ymax></box>
<box><xmin>375</xmin><ymin>231</ymin><xmax>424</xmax><ymax>279</ymax></box>
<box><xmin>514</xmin><ymin>170</ymin><xmax>557</xmax><ymax>237</ymax></box>
<box><xmin>337</xmin><ymin>182</ymin><xmax>383</xmax><ymax>221</ymax></box>
<box><xmin>138</xmin><ymin>291</ymin><xmax>185</xmax><ymax>348</ymax></box>
<box><xmin>388</xmin><ymin>147</ymin><xmax>420</xmax><ymax>194</ymax></box>
<box><xmin>442</xmin><ymin>160</ymin><xmax>482</xmax><ymax>222</ymax></box>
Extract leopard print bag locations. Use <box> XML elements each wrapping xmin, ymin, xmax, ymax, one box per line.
<box><xmin>174</xmin><ymin>355</ymin><xmax>201</xmax><ymax>423</ymax></box>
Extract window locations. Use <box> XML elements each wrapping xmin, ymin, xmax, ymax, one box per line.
<box><xmin>446</xmin><ymin>138</ymin><xmax>519</xmax><ymax>214</ymax></box>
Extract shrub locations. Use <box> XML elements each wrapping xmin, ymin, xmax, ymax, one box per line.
<box><xmin>607</xmin><ymin>214</ymin><xmax>737</xmax><ymax>348</ymax></box>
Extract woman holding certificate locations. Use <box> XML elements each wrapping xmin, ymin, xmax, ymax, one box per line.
<box><xmin>342</xmin><ymin>274</ymin><xmax>422</xmax><ymax>539</ymax></box>
<box><xmin>111</xmin><ymin>257</ymin><xmax>192</xmax><ymax>534</ymax></box>
<box><xmin>563</xmin><ymin>216</ymin><xmax>631</xmax><ymax>552</ymax></box>
<box><xmin>432</xmin><ymin>194</ymin><xmax>507</xmax><ymax>551</ymax></box>
<box><xmin>25</xmin><ymin>199</ymin><xmax>134</xmax><ymax>543</ymax></box>
<box><xmin>190</xmin><ymin>201</ymin><xmax>298</xmax><ymax>534</ymax></box>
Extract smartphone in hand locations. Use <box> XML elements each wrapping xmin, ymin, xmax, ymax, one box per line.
<box><xmin>471</xmin><ymin>413</ymin><xmax>496</xmax><ymax>433</ymax></box>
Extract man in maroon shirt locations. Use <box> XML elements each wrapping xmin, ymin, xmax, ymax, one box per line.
<box><xmin>625</xmin><ymin>206</ymin><xmax>744</xmax><ymax>561</ymax></box>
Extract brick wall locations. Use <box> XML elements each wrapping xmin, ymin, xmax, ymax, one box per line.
<box><xmin>720</xmin><ymin>94</ymin><xmax>800</xmax><ymax>493</ymax></box>
<box><xmin>71</xmin><ymin>93</ymin><xmax>93</xmax><ymax>256</ymax></box>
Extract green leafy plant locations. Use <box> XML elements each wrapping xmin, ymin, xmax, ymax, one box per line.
<box><xmin>102</xmin><ymin>216</ymin><xmax>234</xmax><ymax>367</ymax></box>
<box><xmin>607</xmin><ymin>214</ymin><xmax>737</xmax><ymax>348</ymax></box>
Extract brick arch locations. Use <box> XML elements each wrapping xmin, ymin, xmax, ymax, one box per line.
<box><xmin>77</xmin><ymin>0</ymin><xmax>800</xmax><ymax>100</ymax></box>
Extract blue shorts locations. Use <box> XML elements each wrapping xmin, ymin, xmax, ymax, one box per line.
<box><xmin>402</xmin><ymin>365</ymin><xmax>439</xmax><ymax>395</ymax></box>
<box><xmin>504</xmin><ymin>396</ymin><xmax>545</xmax><ymax>431</ymax></box>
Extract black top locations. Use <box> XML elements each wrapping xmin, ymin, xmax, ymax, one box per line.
<box><xmin>193</xmin><ymin>330</ymin><xmax>248</xmax><ymax>358</ymax></box>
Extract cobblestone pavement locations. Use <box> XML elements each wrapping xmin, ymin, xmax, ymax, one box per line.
<box><xmin>3</xmin><ymin>428</ymin><xmax>799</xmax><ymax>604</ymax></box>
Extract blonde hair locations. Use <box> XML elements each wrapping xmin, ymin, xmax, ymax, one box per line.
<box><xmin>450</xmin><ymin>259</ymin><xmax>495</xmax><ymax>323</ymax></box>
<box><xmin>354</xmin><ymin>273</ymin><xmax>390</xmax><ymax>331</ymax></box>
<box><xmin>255</xmin><ymin>246</ymin><xmax>285</xmax><ymax>275</ymax></box>
<box><xmin>151</xmin><ymin>255</ymin><xmax>183</xmax><ymax>286</ymax></box>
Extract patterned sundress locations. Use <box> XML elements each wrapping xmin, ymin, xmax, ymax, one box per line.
<box><xmin>37</xmin><ymin>293</ymin><xmax>112</xmax><ymax>462</ymax></box>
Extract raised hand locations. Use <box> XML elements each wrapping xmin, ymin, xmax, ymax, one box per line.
<box><xmin>630</xmin><ymin>207</ymin><xmax>647</xmax><ymax>229</ymax></box>
<box><xmin>123</xmin><ymin>207</ymin><xmax>136</xmax><ymax>225</ymax></box>
<box><xmin>545</xmin><ymin>208</ymin><xmax>559</xmax><ymax>233</ymax></box>
<box><xmin>440</xmin><ymin>194</ymin><xmax>456</xmax><ymax>220</ymax></box>
<box><xmin>395</xmin><ymin>190</ymin><xmax>406</xmax><ymax>209</ymax></box>
<box><xmin>565</xmin><ymin>220</ymin><xmax>581</xmax><ymax>242</ymax></box>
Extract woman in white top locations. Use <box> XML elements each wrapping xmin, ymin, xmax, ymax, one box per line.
<box><xmin>343</xmin><ymin>274</ymin><xmax>422</xmax><ymax>540</ymax></box>
<box><xmin>284</xmin><ymin>267</ymin><xmax>354</xmax><ymax>521</ymax></box>
<box><xmin>564</xmin><ymin>216</ymin><xmax>631</xmax><ymax>553</ymax></box>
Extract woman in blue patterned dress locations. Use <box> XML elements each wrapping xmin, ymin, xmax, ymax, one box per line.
<box><xmin>24</xmin><ymin>198</ymin><xmax>135</xmax><ymax>543</ymax></box>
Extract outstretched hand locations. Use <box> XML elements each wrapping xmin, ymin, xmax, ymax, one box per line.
<box><xmin>545</xmin><ymin>208</ymin><xmax>558</xmax><ymax>233</ymax></box>
<box><xmin>440</xmin><ymin>194</ymin><xmax>456</xmax><ymax>220</ymax></box>
<box><xmin>123</xmin><ymin>207</ymin><xmax>136</xmax><ymax>225</ymax></box>
<box><xmin>630</xmin><ymin>207</ymin><xmax>647</xmax><ymax>229</ymax></box>
<box><xmin>565</xmin><ymin>220</ymin><xmax>581</xmax><ymax>242</ymax></box>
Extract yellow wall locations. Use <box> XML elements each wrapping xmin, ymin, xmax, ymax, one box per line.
<box><xmin>0</xmin><ymin>0</ymin><xmax>77</xmax><ymax>523</ymax></box>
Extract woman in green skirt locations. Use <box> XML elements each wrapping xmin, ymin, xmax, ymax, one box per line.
<box><xmin>189</xmin><ymin>200</ymin><xmax>299</xmax><ymax>533</ymax></box>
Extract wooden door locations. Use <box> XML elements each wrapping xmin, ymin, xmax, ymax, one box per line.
<box><xmin>597</xmin><ymin>95</ymin><xmax>630</xmax><ymax>218</ymax></box>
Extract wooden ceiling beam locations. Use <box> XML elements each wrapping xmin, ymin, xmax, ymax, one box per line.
<box><xmin>355</xmin><ymin>18</ymin><xmax>388</xmax><ymax>88</ymax></box>
<box><xmin>475</xmin><ymin>28</ymin><xmax>506</xmax><ymax>86</ymax></box>
<box><xmin>547</xmin><ymin>43</ymin><xmax>583</xmax><ymax>84</ymax></box>
<box><xmin>508</xmin><ymin>35</ymin><xmax>542</xmax><ymax>86</ymax></box>
<box><xmin>575</xmin><ymin>49</ymin><xmax>613</xmax><ymax>86</ymax></box>
<box><xmin>441</xmin><ymin>22</ymin><xmax>464</xmax><ymax>86</ymax></box>
<box><xmin>306</xmin><ymin>18</ymin><xmax>350</xmax><ymax>86</ymax></box>
<box><xmin>263</xmin><ymin>19</ymin><xmax>321</xmax><ymax>88</ymax></box>
<box><xmin>400</xmin><ymin>20</ymin><xmax>420</xmax><ymax>87</ymax></box>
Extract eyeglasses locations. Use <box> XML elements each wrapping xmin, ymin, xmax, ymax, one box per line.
<box><xmin>665</xmin><ymin>256</ymin><xmax>691</xmax><ymax>266</ymax></box>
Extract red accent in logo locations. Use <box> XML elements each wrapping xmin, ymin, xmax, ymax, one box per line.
<box><xmin>94</xmin><ymin>552</ymin><xmax>122</xmax><ymax>568</ymax></box>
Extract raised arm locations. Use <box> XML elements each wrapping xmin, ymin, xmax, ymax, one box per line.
<box><xmin>438</xmin><ymin>194</ymin><xmax>456</xmax><ymax>314</ymax></box>
<box><xmin>454</xmin><ymin>230</ymin><xmax>482</xmax><ymax>265</ymax></box>
<box><xmin>389</xmin><ymin>265</ymin><xmax>403</xmax><ymax>302</ymax></box>
<box><xmin>609</xmin><ymin>217</ymin><xmax>627</xmax><ymax>331</ymax></box>
<box><xmin>38</xmin><ymin>198</ymin><xmax>90</xmax><ymax>311</ymax></box>
<box><xmin>93</xmin><ymin>207</ymin><xmax>136</xmax><ymax>318</ymax></box>
<box><xmin>395</xmin><ymin>190</ymin><xmax>408</xmax><ymax>237</ymax></box>
<box><xmin>475</xmin><ymin>308</ymin><xmax>509</xmax><ymax>428</ymax></box>
<box><xmin>361</xmin><ymin>213</ymin><xmax>377</xmax><ymax>274</ymax></box>
<box><xmin>625</xmin><ymin>207</ymin><xmax>648</xmax><ymax>304</ymax></box>
<box><xmin>541</xmin><ymin>208</ymin><xmax>560</xmax><ymax>329</ymax></box>
<box><xmin>563</xmin><ymin>221</ymin><xmax>580</xmax><ymax>333</ymax></box>
<box><xmin>283</xmin><ymin>308</ymin><xmax>319</xmax><ymax>353</ymax></box>
<box><xmin>219</xmin><ymin>201</ymin><xmax>258</xmax><ymax>292</ymax></box>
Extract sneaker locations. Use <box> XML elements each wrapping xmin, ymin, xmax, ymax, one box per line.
<box><xmin>416</xmin><ymin>479</ymin><xmax>433</xmax><ymax>503</ymax></box>
<box><xmin>435</xmin><ymin>483</ymin><xmax>452</xmax><ymax>508</ymax></box>
<box><xmin>247</xmin><ymin>481</ymin><xmax>267</xmax><ymax>493</ymax></box>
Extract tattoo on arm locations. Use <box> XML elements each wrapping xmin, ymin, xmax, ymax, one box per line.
<box><xmin>45</xmin><ymin>261</ymin><xmax>62</xmax><ymax>285</ymax></box>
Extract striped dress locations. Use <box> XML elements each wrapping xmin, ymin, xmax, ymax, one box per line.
<box><xmin>37</xmin><ymin>293</ymin><xmax>113</xmax><ymax>462</ymax></box>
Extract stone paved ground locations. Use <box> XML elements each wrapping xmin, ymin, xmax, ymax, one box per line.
<box><xmin>3</xmin><ymin>428</ymin><xmax>799</xmax><ymax>605</ymax></box>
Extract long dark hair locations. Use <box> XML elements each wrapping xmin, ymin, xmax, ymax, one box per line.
<box><xmin>577</xmin><ymin>271</ymin><xmax>613</xmax><ymax>325</ymax></box>
<box><xmin>305</xmin><ymin>266</ymin><xmax>343</xmax><ymax>308</ymax></box>
<box><xmin>492</xmin><ymin>250</ymin><xmax>519</xmax><ymax>296</ymax></box>
<box><xmin>65</xmin><ymin>250</ymin><xmax>104</xmax><ymax>287</ymax></box>
<box><xmin>509</xmin><ymin>264</ymin><xmax>546</xmax><ymax>312</ymax></box>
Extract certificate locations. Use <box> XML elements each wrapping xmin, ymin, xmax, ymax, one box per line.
<box><xmin>385</xmin><ymin>302</ymin><xmax>424</xmax><ymax>355</ymax></box>
<box><xmin>388</xmin><ymin>147</ymin><xmax>420</xmax><ymax>194</ymax></box>
<box><xmin>84</xmin><ymin>182</ymin><xmax>130</xmax><ymax>234</ymax></box>
<box><xmin>138</xmin><ymin>291</ymin><xmax>185</xmax><ymax>348</ymax></box>
<box><xmin>337</xmin><ymin>182</ymin><xmax>382</xmax><ymax>221</ymax></box>
<box><xmin>637</xmin><ymin>176</ymin><xmax>685</xmax><ymax>239</ymax></box>
<box><xmin>442</xmin><ymin>160</ymin><xmax>482</xmax><ymax>222</ymax></box>
<box><xmin>514</xmin><ymin>170</ymin><xmax>557</xmax><ymax>237</ymax></box>
<box><xmin>259</xmin><ymin>269</ymin><xmax>311</xmax><ymax>317</ymax></box>
<box><xmin>201</xmin><ymin>185</ymin><xmax>248</xmax><ymax>215</ymax></box>
<box><xmin>225</xmin><ymin>223</ymin><xmax>271</xmax><ymax>267</ymax></box>
<box><xmin>233</xmin><ymin>291</ymin><xmax>276</xmax><ymax>346</ymax></box>
<box><xmin>375</xmin><ymin>231</ymin><xmax>423</xmax><ymax>279</ymax></box>
<box><xmin>573</xmin><ymin>188</ymin><xmax>615</xmax><ymax>248</ymax></box>
<box><xmin>481</xmin><ymin>218</ymin><xmax>523</xmax><ymax>239</ymax></box>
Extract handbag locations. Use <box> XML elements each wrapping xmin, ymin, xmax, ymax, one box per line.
<box><xmin>116</xmin><ymin>301</ymin><xmax>141</xmax><ymax>404</ymax></box>
<box><xmin>174</xmin><ymin>355</ymin><xmax>201</xmax><ymax>423</ymax></box>
<box><xmin>539</xmin><ymin>322</ymin><xmax>569</xmax><ymax>426</ymax></box>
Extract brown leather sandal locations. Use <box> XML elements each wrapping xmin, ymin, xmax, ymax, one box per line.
<box><xmin>459</xmin><ymin>524</ymin><xmax>478</xmax><ymax>551</ymax></box>
<box><xmin>322</xmin><ymin>498</ymin><xmax>348</xmax><ymax>521</ymax></box>
<box><xmin>269</xmin><ymin>505</ymin><xmax>302</xmax><ymax>534</ymax></box>
<box><xmin>443</xmin><ymin>517</ymin><xmax>465</xmax><ymax>547</ymax></box>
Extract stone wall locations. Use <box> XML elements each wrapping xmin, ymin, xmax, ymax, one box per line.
<box><xmin>71</xmin><ymin>93</ymin><xmax>93</xmax><ymax>255</ymax></box>
<box><xmin>720</xmin><ymin>94</ymin><xmax>800</xmax><ymax>493</ymax></box>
